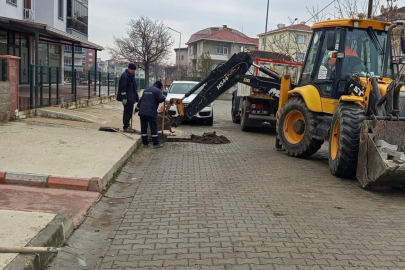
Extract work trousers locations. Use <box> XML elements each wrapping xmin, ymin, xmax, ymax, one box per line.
<box><xmin>140</xmin><ymin>114</ymin><xmax>159</xmax><ymax>146</ymax></box>
<box><xmin>123</xmin><ymin>101</ymin><xmax>135</xmax><ymax>129</ymax></box>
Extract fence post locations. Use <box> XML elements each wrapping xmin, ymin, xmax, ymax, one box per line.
<box><xmin>1</xmin><ymin>58</ymin><xmax>6</xmax><ymax>81</ymax></box>
<box><xmin>40</xmin><ymin>66</ymin><xmax>43</xmax><ymax>107</ymax></box>
<box><xmin>88</xmin><ymin>70</ymin><xmax>90</xmax><ymax>99</ymax></box>
<box><xmin>74</xmin><ymin>69</ymin><xmax>77</xmax><ymax>102</ymax></box>
<box><xmin>107</xmin><ymin>73</ymin><xmax>110</xmax><ymax>96</ymax></box>
<box><xmin>30</xmin><ymin>65</ymin><xmax>34</xmax><ymax>108</ymax></box>
<box><xmin>98</xmin><ymin>72</ymin><xmax>101</xmax><ymax>97</ymax></box>
<box><xmin>56</xmin><ymin>67</ymin><xmax>59</xmax><ymax>105</ymax></box>
<box><xmin>49</xmin><ymin>67</ymin><xmax>52</xmax><ymax>106</ymax></box>
<box><xmin>115</xmin><ymin>76</ymin><xmax>117</xmax><ymax>95</ymax></box>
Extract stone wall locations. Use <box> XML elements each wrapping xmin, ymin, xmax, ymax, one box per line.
<box><xmin>0</xmin><ymin>81</ymin><xmax>10</xmax><ymax>122</ymax></box>
<box><xmin>0</xmin><ymin>56</ymin><xmax>20</xmax><ymax>122</ymax></box>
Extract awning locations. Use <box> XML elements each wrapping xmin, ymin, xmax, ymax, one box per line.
<box><xmin>0</xmin><ymin>16</ymin><xmax>103</xmax><ymax>51</ymax></box>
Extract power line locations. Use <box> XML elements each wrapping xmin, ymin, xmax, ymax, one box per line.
<box><xmin>305</xmin><ymin>0</ymin><xmax>336</xmax><ymax>24</ymax></box>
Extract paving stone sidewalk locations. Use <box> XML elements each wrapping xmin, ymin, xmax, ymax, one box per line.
<box><xmin>98</xmin><ymin>100</ymin><xmax>405</xmax><ymax>270</ymax></box>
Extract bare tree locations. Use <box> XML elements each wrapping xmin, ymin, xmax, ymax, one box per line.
<box><xmin>307</xmin><ymin>0</ymin><xmax>382</xmax><ymax>21</ymax></box>
<box><xmin>107</xmin><ymin>17</ymin><xmax>174</xmax><ymax>87</ymax></box>
<box><xmin>306</xmin><ymin>5</ymin><xmax>330</xmax><ymax>24</ymax></box>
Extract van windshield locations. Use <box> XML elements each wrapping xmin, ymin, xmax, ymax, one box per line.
<box><xmin>169</xmin><ymin>83</ymin><xmax>203</xmax><ymax>94</ymax></box>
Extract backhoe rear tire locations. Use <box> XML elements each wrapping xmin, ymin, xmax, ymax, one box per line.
<box><xmin>277</xmin><ymin>97</ymin><xmax>324</xmax><ymax>157</ymax></box>
<box><xmin>328</xmin><ymin>103</ymin><xmax>365</xmax><ymax>178</ymax></box>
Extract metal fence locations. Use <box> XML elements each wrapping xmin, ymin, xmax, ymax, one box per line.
<box><xmin>17</xmin><ymin>65</ymin><xmax>147</xmax><ymax>111</ymax></box>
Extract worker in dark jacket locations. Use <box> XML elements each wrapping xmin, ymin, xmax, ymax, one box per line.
<box><xmin>135</xmin><ymin>81</ymin><xmax>167</xmax><ymax>148</ymax></box>
<box><xmin>117</xmin><ymin>63</ymin><xmax>139</xmax><ymax>133</ymax></box>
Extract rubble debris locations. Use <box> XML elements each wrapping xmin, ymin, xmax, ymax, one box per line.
<box><xmin>375</xmin><ymin>140</ymin><xmax>398</xmax><ymax>151</ymax></box>
<box><xmin>376</xmin><ymin>140</ymin><xmax>405</xmax><ymax>162</ymax></box>
<box><xmin>167</xmin><ymin>131</ymin><xmax>230</xmax><ymax>144</ymax></box>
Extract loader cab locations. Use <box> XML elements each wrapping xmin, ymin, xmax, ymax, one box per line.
<box><xmin>299</xmin><ymin>19</ymin><xmax>393</xmax><ymax>99</ymax></box>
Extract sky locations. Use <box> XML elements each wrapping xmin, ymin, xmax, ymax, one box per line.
<box><xmin>88</xmin><ymin>0</ymin><xmax>405</xmax><ymax>64</ymax></box>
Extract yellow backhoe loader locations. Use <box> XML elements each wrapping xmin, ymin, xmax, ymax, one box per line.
<box><xmin>275</xmin><ymin>19</ymin><xmax>405</xmax><ymax>187</ymax></box>
<box><xmin>163</xmin><ymin>18</ymin><xmax>405</xmax><ymax>188</ymax></box>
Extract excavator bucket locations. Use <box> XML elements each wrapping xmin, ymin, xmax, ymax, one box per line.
<box><xmin>357</xmin><ymin>120</ymin><xmax>405</xmax><ymax>187</ymax></box>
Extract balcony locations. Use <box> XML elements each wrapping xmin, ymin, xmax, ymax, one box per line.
<box><xmin>210</xmin><ymin>54</ymin><xmax>229</xmax><ymax>61</ymax></box>
<box><xmin>23</xmin><ymin>8</ymin><xmax>34</xmax><ymax>21</ymax></box>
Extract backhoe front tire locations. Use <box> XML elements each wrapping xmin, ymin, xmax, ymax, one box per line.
<box><xmin>328</xmin><ymin>103</ymin><xmax>365</xmax><ymax>178</ymax></box>
<box><xmin>277</xmin><ymin>97</ymin><xmax>324</xmax><ymax>157</ymax></box>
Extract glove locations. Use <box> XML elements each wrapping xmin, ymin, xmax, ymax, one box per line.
<box><xmin>122</xmin><ymin>99</ymin><xmax>127</xmax><ymax>105</ymax></box>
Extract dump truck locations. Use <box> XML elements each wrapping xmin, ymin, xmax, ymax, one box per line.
<box><xmin>231</xmin><ymin>51</ymin><xmax>303</xmax><ymax>131</ymax></box>
<box><xmin>163</xmin><ymin>18</ymin><xmax>405</xmax><ymax>188</ymax></box>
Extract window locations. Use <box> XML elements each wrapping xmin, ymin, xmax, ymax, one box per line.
<box><xmin>296</xmin><ymin>34</ymin><xmax>307</xmax><ymax>44</ymax></box>
<box><xmin>216</xmin><ymin>45</ymin><xmax>228</xmax><ymax>55</ymax></box>
<box><xmin>89</xmin><ymin>58</ymin><xmax>92</xmax><ymax>61</ymax></box>
<box><xmin>181</xmin><ymin>55</ymin><xmax>184</xmax><ymax>60</ymax></box>
<box><xmin>297</xmin><ymin>52</ymin><xmax>305</xmax><ymax>62</ymax></box>
<box><xmin>238</xmin><ymin>46</ymin><xmax>244</xmax><ymax>52</ymax></box>
<box><xmin>300</xmin><ymin>31</ymin><xmax>321</xmax><ymax>85</ymax></box>
<box><xmin>7</xmin><ymin>0</ymin><xmax>17</xmax><ymax>5</ymax></box>
<box><xmin>279</xmin><ymin>35</ymin><xmax>284</xmax><ymax>42</ymax></box>
<box><xmin>89</xmin><ymin>52</ymin><xmax>93</xmax><ymax>56</ymax></box>
<box><xmin>58</xmin><ymin>0</ymin><xmax>64</xmax><ymax>19</ymax></box>
<box><xmin>64</xmin><ymin>58</ymin><xmax>72</xmax><ymax>66</ymax></box>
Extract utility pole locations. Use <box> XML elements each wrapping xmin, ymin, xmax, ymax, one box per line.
<box><xmin>367</xmin><ymin>0</ymin><xmax>373</xmax><ymax>18</ymax></box>
<box><xmin>263</xmin><ymin>0</ymin><xmax>269</xmax><ymax>51</ymax></box>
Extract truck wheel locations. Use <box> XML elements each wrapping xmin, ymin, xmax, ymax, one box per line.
<box><xmin>240</xmin><ymin>100</ymin><xmax>250</xmax><ymax>132</ymax></box>
<box><xmin>277</xmin><ymin>97</ymin><xmax>323</xmax><ymax>157</ymax></box>
<box><xmin>329</xmin><ymin>103</ymin><xmax>365</xmax><ymax>178</ymax></box>
<box><xmin>232</xmin><ymin>98</ymin><xmax>240</xmax><ymax>123</ymax></box>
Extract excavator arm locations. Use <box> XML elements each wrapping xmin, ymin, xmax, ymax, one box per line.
<box><xmin>166</xmin><ymin>52</ymin><xmax>282</xmax><ymax>127</ymax></box>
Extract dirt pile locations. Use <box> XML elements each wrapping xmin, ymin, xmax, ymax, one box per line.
<box><xmin>167</xmin><ymin>131</ymin><xmax>230</xmax><ymax>144</ymax></box>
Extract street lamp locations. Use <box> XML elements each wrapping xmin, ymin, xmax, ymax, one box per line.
<box><xmin>168</xmin><ymin>27</ymin><xmax>181</xmax><ymax>81</ymax></box>
<box><xmin>263</xmin><ymin>0</ymin><xmax>269</xmax><ymax>51</ymax></box>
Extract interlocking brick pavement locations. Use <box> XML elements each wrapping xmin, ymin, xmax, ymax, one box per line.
<box><xmin>99</xmin><ymin>100</ymin><xmax>405</xmax><ymax>270</ymax></box>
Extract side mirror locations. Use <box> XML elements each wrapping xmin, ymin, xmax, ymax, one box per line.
<box><xmin>326</xmin><ymin>32</ymin><xmax>336</xmax><ymax>51</ymax></box>
<box><xmin>401</xmin><ymin>35</ymin><xmax>405</xmax><ymax>54</ymax></box>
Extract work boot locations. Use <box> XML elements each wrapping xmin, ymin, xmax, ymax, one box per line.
<box><xmin>153</xmin><ymin>144</ymin><xmax>164</xmax><ymax>149</ymax></box>
<box><xmin>143</xmin><ymin>144</ymin><xmax>149</xmax><ymax>148</ymax></box>
<box><xmin>123</xmin><ymin>127</ymin><xmax>136</xmax><ymax>134</ymax></box>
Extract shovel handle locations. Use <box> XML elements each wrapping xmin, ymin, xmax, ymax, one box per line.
<box><xmin>0</xmin><ymin>247</ymin><xmax>59</xmax><ymax>254</ymax></box>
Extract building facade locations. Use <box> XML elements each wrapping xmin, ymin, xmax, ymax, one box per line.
<box><xmin>0</xmin><ymin>0</ymin><xmax>101</xmax><ymax>85</ymax></box>
<box><xmin>257</xmin><ymin>22</ymin><xmax>312</xmax><ymax>63</ymax></box>
<box><xmin>186</xmin><ymin>25</ymin><xmax>258</xmax><ymax>70</ymax></box>
<box><xmin>173</xmin><ymin>47</ymin><xmax>188</xmax><ymax>67</ymax></box>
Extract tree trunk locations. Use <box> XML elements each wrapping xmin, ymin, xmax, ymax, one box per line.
<box><xmin>145</xmin><ymin>64</ymin><xmax>150</xmax><ymax>88</ymax></box>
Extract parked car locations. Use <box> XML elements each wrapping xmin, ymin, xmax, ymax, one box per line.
<box><xmin>165</xmin><ymin>81</ymin><xmax>213</xmax><ymax>125</ymax></box>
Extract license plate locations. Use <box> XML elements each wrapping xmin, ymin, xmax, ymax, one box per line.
<box><xmin>251</xmin><ymin>110</ymin><xmax>268</xmax><ymax>114</ymax></box>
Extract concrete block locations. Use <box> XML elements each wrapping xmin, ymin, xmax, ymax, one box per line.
<box><xmin>88</xmin><ymin>177</ymin><xmax>103</xmax><ymax>192</ymax></box>
<box><xmin>375</xmin><ymin>140</ymin><xmax>398</xmax><ymax>151</ymax></box>
<box><xmin>4</xmin><ymin>172</ymin><xmax>48</xmax><ymax>187</ymax></box>
<box><xmin>48</xmin><ymin>176</ymin><xmax>89</xmax><ymax>190</ymax></box>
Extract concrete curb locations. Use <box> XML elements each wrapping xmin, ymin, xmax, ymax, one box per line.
<box><xmin>0</xmin><ymin>135</ymin><xmax>143</xmax><ymax>191</ymax></box>
<box><xmin>0</xmin><ymin>172</ymin><xmax>103</xmax><ymax>192</ymax></box>
<box><xmin>100</xmin><ymin>134</ymin><xmax>143</xmax><ymax>186</ymax></box>
<box><xmin>4</xmin><ymin>212</ymin><xmax>74</xmax><ymax>270</ymax></box>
